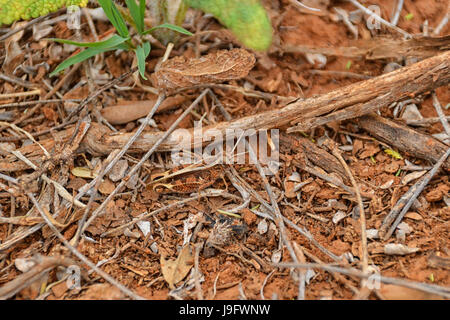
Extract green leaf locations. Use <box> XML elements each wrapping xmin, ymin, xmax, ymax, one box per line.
<box><xmin>142</xmin><ymin>23</ymin><xmax>193</xmax><ymax>36</ymax></box>
<box><xmin>139</xmin><ymin>0</ymin><xmax>146</xmax><ymax>26</ymax></box>
<box><xmin>125</xmin><ymin>0</ymin><xmax>144</xmax><ymax>34</ymax></box>
<box><xmin>47</xmin><ymin>34</ymin><xmax>130</xmax><ymax>49</ymax></box>
<box><xmin>115</xmin><ymin>43</ymin><xmax>131</xmax><ymax>51</ymax></box>
<box><xmin>143</xmin><ymin>41</ymin><xmax>151</xmax><ymax>57</ymax></box>
<box><xmin>98</xmin><ymin>0</ymin><xmax>129</xmax><ymax>38</ymax></box>
<box><xmin>135</xmin><ymin>42</ymin><xmax>151</xmax><ymax>79</ymax></box>
<box><xmin>50</xmin><ymin>47</ymin><xmax>115</xmax><ymax>77</ymax></box>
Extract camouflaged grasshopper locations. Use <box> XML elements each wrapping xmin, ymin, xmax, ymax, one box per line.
<box><xmin>0</xmin><ymin>0</ymin><xmax>272</xmax><ymax>78</ymax></box>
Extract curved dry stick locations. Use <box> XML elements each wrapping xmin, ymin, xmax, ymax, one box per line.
<box><xmin>1</xmin><ymin>51</ymin><xmax>450</xmax><ymax>172</ymax></box>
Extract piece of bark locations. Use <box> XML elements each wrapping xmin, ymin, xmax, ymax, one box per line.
<box><xmin>1</xmin><ymin>50</ymin><xmax>449</xmax><ymax>172</ymax></box>
<box><xmin>356</xmin><ymin>114</ymin><xmax>450</xmax><ymax>170</ymax></box>
<box><xmin>282</xmin><ymin>35</ymin><xmax>450</xmax><ymax>60</ymax></box>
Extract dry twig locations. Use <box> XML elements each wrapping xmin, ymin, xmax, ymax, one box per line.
<box><xmin>346</xmin><ymin>0</ymin><xmax>410</xmax><ymax>38</ymax></box>
<box><xmin>432</xmin><ymin>92</ymin><xmax>450</xmax><ymax>137</ymax></box>
<box><xmin>27</xmin><ymin>192</ymin><xmax>146</xmax><ymax>300</ymax></box>
<box><xmin>390</xmin><ymin>0</ymin><xmax>404</xmax><ymax>26</ymax></box>
<box><xmin>276</xmin><ymin>262</ymin><xmax>450</xmax><ymax>298</ymax></box>
<box><xmin>433</xmin><ymin>11</ymin><xmax>449</xmax><ymax>36</ymax></box>
<box><xmin>81</xmin><ymin>89</ymin><xmax>209</xmax><ymax>234</ymax></box>
<box><xmin>328</xmin><ymin>142</ymin><xmax>369</xmax><ymax>292</ymax></box>
<box><xmin>380</xmin><ymin>147</ymin><xmax>450</xmax><ymax>240</ymax></box>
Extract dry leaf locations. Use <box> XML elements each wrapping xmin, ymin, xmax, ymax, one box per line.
<box><xmin>3</xmin><ymin>22</ymin><xmax>26</xmax><ymax>74</ymax></box>
<box><xmin>404</xmin><ymin>211</ymin><xmax>423</xmax><ymax>220</ymax></box>
<box><xmin>379</xmin><ymin>179</ymin><xmax>394</xmax><ymax>189</ymax></box>
<box><xmin>384</xmin><ymin>243</ymin><xmax>419</xmax><ymax>255</ymax></box>
<box><xmin>71</xmin><ymin>167</ymin><xmax>96</xmax><ymax>179</ymax></box>
<box><xmin>153</xmin><ymin>48</ymin><xmax>256</xmax><ymax>90</ymax></box>
<box><xmin>99</xmin><ymin>178</ymin><xmax>115</xmax><ymax>195</ymax></box>
<box><xmin>160</xmin><ymin>244</ymin><xmax>194</xmax><ymax>289</ymax></box>
<box><xmin>358</xmin><ymin>142</ymin><xmax>380</xmax><ymax>159</ymax></box>
<box><xmin>366</xmin><ymin>229</ymin><xmax>379</xmax><ymax>239</ymax></box>
<box><xmin>425</xmin><ymin>184</ymin><xmax>449</xmax><ymax>202</ymax></box>
<box><xmin>14</xmin><ymin>257</ymin><xmax>37</xmax><ymax>273</ymax></box>
<box><xmin>332</xmin><ymin>210</ymin><xmax>349</xmax><ymax>224</ymax></box>
<box><xmin>284</xmin><ymin>180</ymin><xmax>297</xmax><ymax>198</ymax></box>
<box><xmin>401</xmin><ymin>170</ymin><xmax>426</xmax><ymax>185</ymax></box>
<box><xmin>101</xmin><ymin>95</ymin><xmax>187</xmax><ymax>125</ymax></box>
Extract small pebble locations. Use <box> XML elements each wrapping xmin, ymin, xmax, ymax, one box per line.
<box><xmin>383</xmin><ymin>62</ymin><xmax>402</xmax><ymax>74</ymax></box>
<box><xmin>257</xmin><ymin>219</ymin><xmax>268</xmax><ymax>234</ymax></box>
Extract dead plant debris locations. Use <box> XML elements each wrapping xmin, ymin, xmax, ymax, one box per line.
<box><xmin>0</xmin><ymin>0</ymin><xmax>449</xmax><ymax>301</ymax></box>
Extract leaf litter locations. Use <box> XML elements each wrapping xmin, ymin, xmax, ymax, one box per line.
<box><xmin>0</xmin><ymin>0</ymin><xmax>449</xmax><ymax>301</ymax></box>
<box><xmin>160</xmin><ymin>244</ymin><xmax>194</xmax><ymax>289</ymax></box>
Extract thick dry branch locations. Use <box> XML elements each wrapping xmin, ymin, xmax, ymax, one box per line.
<box><xmin>356</xmin><ymin>114</ymin><xmax>450</xmax><ymax>170</ymax></box>
<box><xmin>281</xmin><ymin>35</ymin><xmax>450</xmax><ymax>60</ymax></box>
<box><xmin>1</xmin><ymin>50</ymin><xmax>449</xmax><ymax>172</ymax></box>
